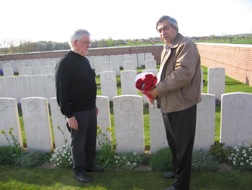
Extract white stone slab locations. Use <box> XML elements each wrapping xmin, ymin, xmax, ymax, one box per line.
<box><xmin>149</xmin><ymin>101</ymin><xmax>167</xmax><ymax>154</ymax></box>
<box><xmin>194</xmin><ymin>93</ymin><xmax>215</xmax><ymax>150</ymax></box>
<box><xmin>145</xmin><ymin>60</ymin><xmax>157</xmax><ymax>70</ymax></box>
<box><xmin>113</xmin><ymin>95</ymin><xmax>144</xmax><ymax>153</ymax></box>
<box><xmin>123</xmin><ymin>61</ymin><xmax>136</xmax><ymax>71</ymax></box>
<box><xmin>208</xmin><ymin>67</ymin><xmax>225</xmax><ymax>101</ymax></box>
<box><xmin>49</xmin><ymin>97</ymin><xmax>71</xmax><ymax>148</ymax></box>
<box><xmin>19</xmin><ymin>67</ymin><xmax>33</xmax><ymax>75</ymax></box>
<box><xmin>96</xmin><ymin>95</ymin><xmax>112</xmax><ymax>149</ymax></box>
<box><xmin>44</xmin><ymin>74</ymin><xmax>56</xmax><ymax>101</ymax></box>
<box><xmin>30</xmin><ymin>75</ymin><xmax>46</xmax><ymax>98</ymax></box>
<box><xmin>0</xmin><ymin>78</ymin><xmax>5</xmax><ymax>97</ymax></box>
<box><xmin>3</xmin><ymin>77</ymin><xmax>19</xmax><ymax>101</ymax></box>
<box><xmin>0</xmin><ymin>98</ymin><xmax>23</xmax><ymax>147</ymax></box>
<box><xmin>220</xmin><ymin>92</ymin><xmax>252</xmax><ymax>147</ymax></box>
<box><xmin>100</xmin><ymin>71</ymin><xmax>117</xmax><ymax>100</ymax></box>
<box><xmin>110</xmin><ymin>55</ymin><xmax>120</xmax><ymax>75</ymax></box>
<box><xmin>21</xmin><ymin>97</ymin><xmax>53</xmax><ymax>152</ymax></box>
<box><xmin>137</xmin><ymin>53</ymin><xmax>145</xmax><ymax>67</ymax></box>
<box><xmin>3</xmin><ymin>68</ymin><xmax>14</xmax><ymax>77</ymax></box>
<box><xmin>120</xmin><ymin>70</ymin><xmax>138</xmax><ymax>95</ymax></box>
<box><xmin>16</xmin><ymin>76</ymin><xmax>32</xmax><ymax>102</ymax></box>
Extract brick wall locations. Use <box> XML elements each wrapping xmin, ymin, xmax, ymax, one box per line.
<box><xmin>196</xmin><ymin>43</ymin><xmax>252</xmax><ymax>86</ymax></box>
<box><xmin>1</xmin><ymin>43</ymin><xmax>252</xmax><ymax>86</ymax></box>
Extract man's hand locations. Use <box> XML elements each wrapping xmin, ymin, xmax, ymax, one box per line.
<box><xmin>148</xmin><ymin>86</ymin><xmax>159</xmax><ymax>100</ymax></box>
<box><xmin>67</xmin><ymin>116</ymin><xmax>78</xmax><ymax>130</ymax></box>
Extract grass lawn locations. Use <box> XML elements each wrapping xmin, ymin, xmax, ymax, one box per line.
<box><xmin>0</xmin><ymin>165</ymin><xmax>252</xmax><ymax>190</ymax></box>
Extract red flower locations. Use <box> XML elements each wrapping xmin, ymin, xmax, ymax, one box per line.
<box><xmin>135</xmin><ymin>72</ymin><xmax>157</xmax><ymax>99</ymax></box>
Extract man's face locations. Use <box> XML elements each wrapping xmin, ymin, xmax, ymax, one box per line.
<box><xmin>75</xmin><ymin>35</ymin><xmax>91</xmax><ymax>56</ymax></box>
<box><xmin>156</xmin><ymin>20</ymin><xmax>177</xmax><ymax>45</ymax></box>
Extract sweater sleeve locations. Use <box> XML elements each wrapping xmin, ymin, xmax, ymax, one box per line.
<box><xmin>55</xmin><ymin>60</ymin><xmax>74</xmax><ymax>118</ymax></box>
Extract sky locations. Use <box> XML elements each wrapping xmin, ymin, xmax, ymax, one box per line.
<box><xmin>1</xmin><ymin>0</ymin><xmax>252</xmax><ymax>44</ymax></box>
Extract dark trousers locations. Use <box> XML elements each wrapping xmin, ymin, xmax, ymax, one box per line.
<box><xmin>68</xmin><ymin>109</ymin><xmax>97</xmax><ymax>174</ymax></box>
<box><xmin>162</xmin><ymin>105</ymin><xmax>197</xmax><ymax>190</ymax></box>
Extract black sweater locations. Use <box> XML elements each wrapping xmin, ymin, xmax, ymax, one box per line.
<box><xmin>55</xmin><ymin>51</ymin><xmax>97</xmax><ymax>118</ymax></box>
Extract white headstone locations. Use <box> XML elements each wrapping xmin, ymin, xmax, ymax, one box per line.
<box><xmin>20</xmin><ymin>67</ymin><xmax>33</xmax><ymax>75</ymax></box>
<box><xmin>44</xmin><ymin>74</ymin><xmax>56</xmax><ymax>101</ymax></box>
<box><xmin>100</xmin><ymin>71</ymin><xmax>117</xmax><ymax>100</ymax></box>
<box><xmin>3</xmin><ymin>77</ymin><xmax>19</xmax><ymax>101</ymax></box>
<box><xmin>137</xmin><ymin>53</ymin><xmax>145</xmax><ymax>68</ymax></box>
<box><xmin>194</xmin><ymin>93</ymin><xmax>215</xmax><ymax>150</ymax></box>
<box><xmin>30</xmin><ymin>75</ymin><xmax>46</xmax><ymax>98</ymax></box>
<box><xmin>21</xmin><ymin>97</ymin><xmax>53</xmax><ymax>152</ymax></box>
<box><xmin>208</xmin><ymin>67</ymin><xmax>225</xmax><ymax>101</ymax></box>
<box><xmin>49</xmin><ymin>97</ymin><xmax>71</xmax><ymax>148</ymax></box>
<box><xmin>16</xmin><ymin>76</ymin><xmax>32</xmax><ymax>102</ymax></box>
<box><xmin>96</xmin><ymin>95</ymin><xmax>112</xmax><ymax>149</ymax></box>
<box><xmin>113</xmin><ymin>95</ymin><xmax>144</xmax><ymax>153</ymax></box>
<box><xmin>220</xmin><ymin>92</ymin><xmax>252</xmax><ymax>147</ymax></box>
<box><xmin>149</xmin><ymin>101</ymin><xmax>167</xmax><ymax>153</ymax></box>
<box><xmin>3</xmin><ymin>68</ymin><xmax>14</xmax><ymax>77</ymax></box>
<box><xmin>145</xmin><ymin>60</ymin><xmax>157</xmax><ymax>70</ymax></box>
<box><xmin>120</xmin><ymin>70</ymin><xmax>138</xmax><ymax>95</ymax></box>
<box><xmin>0</xmin><ymin>98</ymin><xmax>23</xmax><ymax>147</ymax></box>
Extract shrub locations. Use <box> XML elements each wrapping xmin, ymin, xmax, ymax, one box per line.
<box><xmin>0</xmin><ymin>146</ymin><xmax>22</xmax><ymax>165</ymax></box>
<box><xmin>209</xmin><ymin>141</ymin><xmax>232</xmax><ymax>163</ymax></box>
<box><xmin>16</xmin><ymin>150</ymin><xmax>50</xmax><ymax>167</ymax></box>
<box><xmin>96</xmin><ymin>126</ymin><xmax>116</xmax><ymax>168</ymax></box>
<box><xmin>192</xmin><ymin>149</ymin><xmax>219</xmax><ymax>172</ymax></box>
<box><xmin>150</xmin><ymin>148</ymin><xmax>172</xmax><ymax>171</ymax></box>
<box><xmin>0</xmin><ymin>128</ymin><xmax>22</xmax><ymax>165</ymax></box>
<box><xmin>227</xmin><ymin>143</ymin><xmax>252</xmax><ymax>171</ymax></box>
<box><xmin>114</xmin><ymin>151</ymin><xmax>146</xmax><ymax>170</ymax></box>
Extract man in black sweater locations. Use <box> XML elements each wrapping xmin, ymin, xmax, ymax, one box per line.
<box><xmin>55</xmin><ymin>29</ymin><xmax>104</xmax><ymax>183</ymax></box>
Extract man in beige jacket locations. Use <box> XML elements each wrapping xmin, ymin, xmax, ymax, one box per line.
<box><xmin>148</xmin><ymin>15</ymin><xmax>201</xmax><ymax>190</ymax></box>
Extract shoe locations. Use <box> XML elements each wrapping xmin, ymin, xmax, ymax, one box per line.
<box><xmin>74</xmin><ymin>172</ymin><xmax>92</xmax><ymax>183</ymax></box>
<box><xmin>86</xmin><ymin>165</ymin><xmax>104</xmax><ymax>172</ymax></box>
<box><xmin>165</xmin><ymin>186</ymin><xmax>176</xmax><ymax>190</ymax></box>
<box><xmin>163</xmin><ymin>171</ymin><xmax>175</xmax><ymax>178</ymax></box>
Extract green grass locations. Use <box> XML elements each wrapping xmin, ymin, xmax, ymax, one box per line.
<box><xmin>0</xmin><ymin>165</ymin><xmax>252</xmax><ymax>190</ymax></box>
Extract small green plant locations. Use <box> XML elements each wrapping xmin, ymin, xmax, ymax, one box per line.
<box><xmin>150</xmin><ymin>147</ymin><xmax>172</xmax><ymax>171</ymax></box>
<box><xmin>113</xmin><ymin>151</ymin><xmax>146</xmax><ymax>170</ymax></box>
<box><xmin>209</xmin><ymin>141</ymin><xmax>231</xmax><ymax>163</ymax></box>
<box><xmin>50</xmin><ymin>143</ymin><xmax>73</xmax><ymax>168</ymax></box>
<box><xmin>96</xmin><ymin>126</ymin><xmax>116</xmax><ymax>168</ymax></box>
<box><xmin>227</xmin><ymin>142</ymin><xmax>252</xmax><ymax>171</ymax></box>
<box><xmin>0</xmin><ymin>128</ymin><xmax>22</xmax><ymax>165</ymax></box>
<box><xmin>192</xmin><ymin>149</ymin><xmax>219</xmax><ymax>172</ymax></box>
<box><xmin>16</xmin><ymin>150</ymin><xmax>50</xmax><ymax>167</ymax></box>
<box><xmin>50</xmin><ymin>126</ymin><xmax>72</xmax><ymax>168</ymax></box>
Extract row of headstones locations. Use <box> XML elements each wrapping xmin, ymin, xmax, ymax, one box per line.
<box><xmin>0</xmin><ymin>53</ymin><xmax>155</xmax><ymax>76</ymax></box>
<box><xmin>0</xmin><ymin>67</ymin><xmax>226</xmax><ymax>104</ymax></box>
<box><xmin>0</xmin><ymin>58</ymin><xmax>59</xmax><ymax>75</ymax></box>
<box><xmin>0</xmin><ymin>92</ymin><xmax>251</xmax><ymax>153</ymax></box>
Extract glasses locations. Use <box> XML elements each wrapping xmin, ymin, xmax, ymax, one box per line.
<box><xmin>78</xmin><ymin>40</ymin><xmax>91</xmax><ymax>45</ymax></box>
<box><xmin>157</xmin><ymin>25</ymin><xmax>170</xmax><ymax>33</ymax></box>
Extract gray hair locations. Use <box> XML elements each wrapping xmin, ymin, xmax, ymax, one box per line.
<box><xmin>156</xmin><ymin>15</ymin><xmax>178</xmax><ymax>31</ymax></box>
<box><xmin>69</xmin><ymin>29</ymin><xmax>90</xmax><ymax>47</ymax></box>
